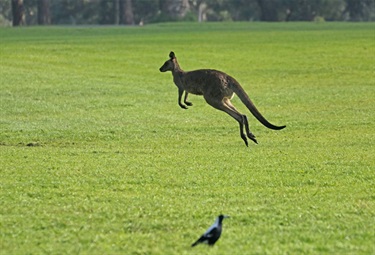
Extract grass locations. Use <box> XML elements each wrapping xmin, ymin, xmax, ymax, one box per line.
<box><xmin>0</xmin><ymin>22</ymin><xmax>374</xmax><ymax>254</ymax></box>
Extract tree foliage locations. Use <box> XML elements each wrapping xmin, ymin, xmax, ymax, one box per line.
<box><xmin>1</xmin><ymin>0</ymin><xmax>374</xmax><ymax>26</ymax></box>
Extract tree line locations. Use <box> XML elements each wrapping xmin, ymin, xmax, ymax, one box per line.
<box><xmin>1</xmin><ymin>0</ymin><xmax>374</xmax><ymax>27</ymax></box>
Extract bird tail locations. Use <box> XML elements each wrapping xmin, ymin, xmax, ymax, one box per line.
<box><xmin>191</xmin><ymin>241</ymin><xmax>199</xmax><ymax>247</ymax></box>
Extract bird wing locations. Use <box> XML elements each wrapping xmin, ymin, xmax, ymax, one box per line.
<box><xmin>203</xmin><ymin>225</ymin><xmax>219</xmax><ymax>238</ymax></box>
<box><xmin>192</xmin><ymin>217</ymin><xmax>221</xmax><ymax>247</ymax></box>
<box><xmin>203</xmin><ymin>220</ymin><xmax>219</xmax><ymax>237</ymax></box>
<box><xmin>192</xmin><ymin>226</ymin><xmax>218</xmax><ymax>246</ymax></box>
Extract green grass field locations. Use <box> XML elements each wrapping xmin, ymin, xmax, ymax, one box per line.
<box><xmin>1</xmin><ymin>22</ymin><xmax>374</xmax><ymax>254</ymax></box>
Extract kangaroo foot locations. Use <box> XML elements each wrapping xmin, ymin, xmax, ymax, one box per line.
<box><xmin>241</xmin><ymin>134</ymin><xmax>249</xmax><ymax>147</ymax></box>
<box><xmin>179</xmin><ymin>103</ymin><xmax>188</xmax><ymax>109</ymax></box>
<box><xmin>248</xmin><ymin>133</ymin><xmax>258</xmax><ymax>144</ymax></box>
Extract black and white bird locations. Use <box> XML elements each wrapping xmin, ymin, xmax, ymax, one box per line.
<box><xmin>191</xmin><ymin>214</ymin><xmax>229</xmax><ymax>247</ymax></box>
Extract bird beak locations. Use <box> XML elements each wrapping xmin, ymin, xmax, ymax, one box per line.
<box><xmin>224</xmin><ymin>215</ymin><xmax>230</xmax><ymax>219</ymax></box>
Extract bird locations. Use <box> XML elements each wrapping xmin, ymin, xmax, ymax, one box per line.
<box><xmin>191</xmin><ymin>214</ymin><xmax>229</xmax><ymax>247</ymax></box>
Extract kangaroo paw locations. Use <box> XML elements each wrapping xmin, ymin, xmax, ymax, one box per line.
<box><xmin>247</xmin><ymin>133</ymin><xmax>257</xmax><ymax>144</ymax></box>
<box><xmin>244</xmin><ymin>139</ymin><xmax>249</xmax><ymax>147</ymax></box>
<box><xmin>241</xmin><ymin>134</ymin><xmax>248</xmax><ymax>147</ymax></box>
<box><xmin>250</xmin><ymin>137</ymin><xmax>258</xmax><ymax>144</ymax></box>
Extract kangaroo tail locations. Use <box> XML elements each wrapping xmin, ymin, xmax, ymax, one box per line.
<box><xmin>230</xmin><ymin>80</ymin><xmax>286</xmax><ymax>130</ymax></box>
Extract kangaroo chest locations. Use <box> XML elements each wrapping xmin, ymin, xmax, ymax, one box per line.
<box><xmin>183</xmin><ymin>83</ymin><xmax>204</xmax><ymax>95</ymax></box>
<box><xmin>174</xmin><ymin>73</ymin><xmax>204</xmax><ymax>95</ymax></box>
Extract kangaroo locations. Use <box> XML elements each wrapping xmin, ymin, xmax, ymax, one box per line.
<box><xmin>159</xmin><ymin>51</ymin><xmax>286</xmax><ymax>147</ymax></box>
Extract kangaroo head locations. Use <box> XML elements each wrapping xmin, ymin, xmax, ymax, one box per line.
<box><xmin>159</xmin><ymin>51</ymin><xmax>177</xmax><ymax>72</ymax></box>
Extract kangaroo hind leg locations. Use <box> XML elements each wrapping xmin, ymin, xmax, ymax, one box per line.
<box><xmin>224</xmin><ymin>99</ymin><xmax>257</xmax><ymax>144</ymax></box>
<box><xmin>205</xmin><ymin>97</ymin><xmax>248</xmax><ymax>146</ymax></box>
<box><xmin>242</xmin><ymin>115</ymin><xmax>257</xmax><ymax>144</ymax></box>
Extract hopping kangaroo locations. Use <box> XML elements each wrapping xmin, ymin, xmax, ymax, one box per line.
<box><xmin>159</xmin><ymin>51</ymin><xmax>286</xmax><ymax>146</ymax></box>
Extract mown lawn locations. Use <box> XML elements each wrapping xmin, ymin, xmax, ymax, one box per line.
<box><xmin>0</xmin><ymin>22</ymin><xmax>374</xmax><ymax>254</ymax></box>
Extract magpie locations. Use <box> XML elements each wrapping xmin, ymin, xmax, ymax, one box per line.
<box><xmin>191</xmin><ymin>214</ymin><xmax>229</xmax><ymax>247</ymax></box>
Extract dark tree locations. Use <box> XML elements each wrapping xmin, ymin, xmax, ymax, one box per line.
<box><xmin>113</xmin><ymin>0</ymin><xmax>119</xmax><ymax>24</ymax></box>
<box><xmin>98</xmin><ymin>0</ymin><xmax>115</xmax><ymax>24</ymax></box>
<box><xmin>120</xmin><ymin>0</ymin><xmax>134</xmax><ymax>25</ymax></box>
<box><xmin>160</xmin><ymin>0</ymin><xmax>190</xmax><ymax>20</ymax></box>
<box><xmin>37</xmin><ymin>0</ymin><xmax>50</xmax><ymax>25</ymax></box>
<box><xmin>256</xmin><ymin>0</ymin><xmax>279</xmax><ymax>21</ymax></box>
<box><xmin>11</xmin><ymin>0</ymin><xmax>24</xmax><ymax>26</ymax></box>
<box><xmin>344</xmin><ymin>0</ymin><xmax>374</xmax><ymax>21</ymax></box>
<box><xmin>284</xmin><ymin>0</ymin><xmax>320</xmax><ymax>21</ymax></box>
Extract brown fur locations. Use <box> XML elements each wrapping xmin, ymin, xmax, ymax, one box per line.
<box><xmin>159</xmin><ymin>51</ymin><xmax>285</xmax><ymax>146</ymax></box>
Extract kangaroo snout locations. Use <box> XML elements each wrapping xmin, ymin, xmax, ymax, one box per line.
<box><xmin>159</xmin><ymin>62</ymin><xmax>169</xmax><ymax>72</ymax></box>
<box><xmin>159</xmin><ymin>64</ymin><xmax>166</xmax><ymax>72</ymax></box>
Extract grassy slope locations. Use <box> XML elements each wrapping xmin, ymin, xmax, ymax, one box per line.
<box><xmin>0</xmin><ymin>23</ymin><xmax>374</xmax><ymax>254</ymax></box>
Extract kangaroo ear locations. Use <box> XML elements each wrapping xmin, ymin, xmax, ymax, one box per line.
<box><xmin>169</xmin><ymin>51</ymin><xmax>175</xmax><ymax>59</ymax></box>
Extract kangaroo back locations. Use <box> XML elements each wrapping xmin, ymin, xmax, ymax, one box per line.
<box><xmin>230</xmin><ymin>80</ymin><xmax>286</xmax><ymax>130</ymax></box>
